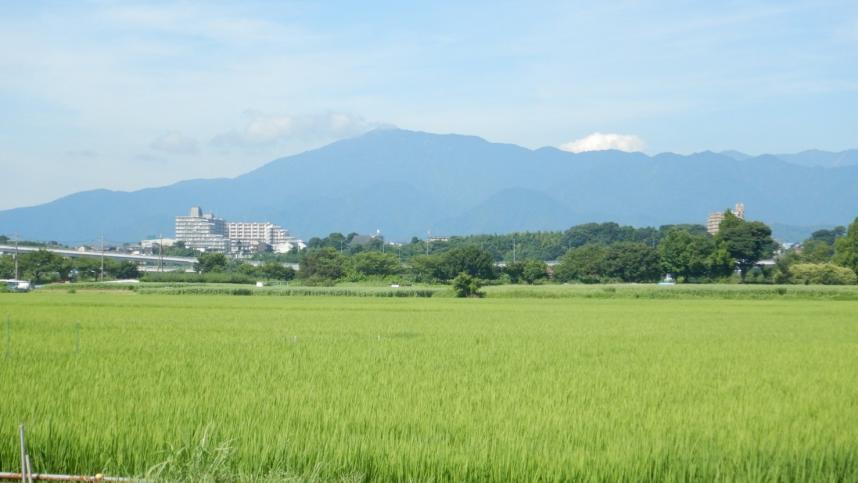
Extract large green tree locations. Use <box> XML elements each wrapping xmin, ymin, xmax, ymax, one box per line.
<box><xmin>300</xmin><ymin>247</ymin><xmax>347</xmax><ymax>280</ymax></box>
<box><xmin>833</xmin><ymin>217</ymin><xmax>858</xmax><ymax>275</ymax></box>
<box><xmin>716</xmin><ymin>213</ymin><xmax>775</xmax><ymax>279</ymax></box>
<box><xmin>351</xmin><ymin>252</ymin><xmax>401</xmax><ymax>277</ymax></box>
<box><xmin>195</xmin><ymin>252</ymin><xmax>228</xmax><ymax>273</ymax></box>
<box><xmin>604</xmin><ymin>242</ymin><xmax>661</xmax><ymax>283</ymax></box>
<box><xmin>258</xmin><ymin>261</ymin><xmax>296</xmax><ymax>281</ymax></box>
<box><xmin>659</xmin><ymin>229</ymin><xmax>715</xmax><ymax>281</ymax></box>
<box><xmin>799</xmin><ymin>239</ymin><xmax>835</xmax><ymax>263</ymax></box>
<box><xmin>110</xmin><ymin>261</ymin><xmax>141</xmax><ymax>280</ymax></box>
<box><xmin>0</xmin><ymin>255</ymin><xmax>14</xmax><ymax>278</ymax></box>
<box><xmin>19</xmin><ymin>249</ymin><xmax>71</xmax><ymax>283</ymax></box>
<box><xmin>503</xmin><ymin>259</ymin><xmax>548</xmax><ymax>284</ymax></box>
<box><xmin>438</xmin><ymin>246</ymin><xmax>496</xmax><ymax>280</ymax></box>
<box><xmin>554</xmin><ymin>244</ymin><xmax>610</xmax><ymax>283</ymax></box>
<box><xmin>809</xmin><ymin>226</ymin><xmax>846</xmax><ymax>245</ymax></box>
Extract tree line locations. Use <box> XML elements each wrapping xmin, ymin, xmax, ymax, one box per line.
<box><xmin>3</xmin><ymin>214</ymin><xmax>858</xmax><ymax>285</ymax></box>
<box><xmin>0</xmin><ymin>250</ymin><xmax>140</xmax><ymax>284</ymax></box>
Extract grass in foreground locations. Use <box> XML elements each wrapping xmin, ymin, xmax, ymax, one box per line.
<box><xmin>1</xmin><ymin>292</ymin><xmax>857</xmax><ymax>481</ymax></box>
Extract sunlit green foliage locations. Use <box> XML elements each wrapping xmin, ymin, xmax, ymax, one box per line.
<box><xmin>1</xmin><ymin>292</ymin><xmax>858</xmax><ymax>480</ymax></box>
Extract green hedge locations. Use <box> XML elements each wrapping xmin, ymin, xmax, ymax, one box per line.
<box><xmin>137</xmin><ymin>286</ymin><xmax>439</xmax><ymax>298</ymax></box>
<box><xmin>141</xmin><ymin>272</ymin><xmax>256</xmax><ymax>284</ymax></box>
<box><xmin>484</xmin><ymin>284</ymin><xmax>858</xmax><ymax>300</ymax></box>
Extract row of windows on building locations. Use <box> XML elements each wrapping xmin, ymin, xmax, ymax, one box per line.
<box><xmin>174</xmin><ymin>206</ymin><xmax>306</xmax><ymax>253</ymax></box>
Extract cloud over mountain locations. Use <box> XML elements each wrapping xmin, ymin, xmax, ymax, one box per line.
<box><xmin>559</xmin><ymin>133</ymin><xmax>646</xmax><ymax>153</ymax></box>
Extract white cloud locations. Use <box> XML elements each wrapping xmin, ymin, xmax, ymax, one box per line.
<box><xmin>559</xmin><ymin>132</ymin><xmax>646</xmax><ymax>153</ymax></box>
<box><xmin>150</xmin><ymin>131</ymin><xmax>199</xmax><ymax>155</ymax></box>
<box><xmin>212</xmin><ymin>112</ymin><xmax>387</xmax><ymax>149</ymax></box>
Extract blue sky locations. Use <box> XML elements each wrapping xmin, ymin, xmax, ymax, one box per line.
<box><xmin>1</xmin><ymin>1</ymin><xmax>857</xmax><ymax>210</ymax></box>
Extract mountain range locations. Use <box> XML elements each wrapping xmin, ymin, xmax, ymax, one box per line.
<box><xmin>1</xmin><ymin>128</ymin><xmax>857</xmax><ymax>244</ymax></box>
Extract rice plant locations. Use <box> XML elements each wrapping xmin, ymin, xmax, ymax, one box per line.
<box><xmin>1</xmin><ymin>292</ymin><xmax>857</xmax><ymax>481</ymax></box>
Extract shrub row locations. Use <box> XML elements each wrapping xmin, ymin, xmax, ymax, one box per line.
<box><xmin>137</xmin><ymin>286</ymin><xmax>439</xmax><ymax>298</ymax></box>
<box><xmin>141</xmin><ymin>272</ymin><xmax>256</xmax><ymax>284</ymax></box>
<box><xmin>484</xmin><ymin>284</ymin><xmax>858</xmax><ymax>300</ymax></box>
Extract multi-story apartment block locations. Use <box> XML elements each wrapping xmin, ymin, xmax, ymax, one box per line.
<box><xmin>227</xmin><ymin>221</ymin><xmax>304</xmax><ymax>253</ymax></box>
<box><xmin>175</xmin><ymin>207</ymin><xmax>229</xmax><ymax>252</ymax></box>
<box><xmin>707</xmin><ymin>202</ymin><xmax>745</xmax><ymax>235</ymax></box>
<box><xmin>175</xmin><ymin>207</ymin><xmax>305</xmax><ymax>253</ymax></box>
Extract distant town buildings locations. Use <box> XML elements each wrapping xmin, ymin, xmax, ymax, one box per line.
<box><xmin>707</xmin><ymin>202</ymin><xmax>745</xmax><ymax>235</ymax></box>
<box><xmin>141</xmin><ymin>238</ymin><xmax>176</xmax><ymax>250</ymax></box>
<box><xmin>175</xmin><ymin>207</ymin><xmax>229</xmax><ymax>252</ymax></box>
<box><xmin>175</xmin><ymin>207</ymin><xmax>305</xmax><ymax>253</ymax></box>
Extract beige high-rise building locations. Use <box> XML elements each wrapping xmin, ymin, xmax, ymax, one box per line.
<box><xmin>175</xmin><ymin>207</ymin><xmax>229</xmax><ymax>251</ymax></box>
<box><xmin>707</xmin><ymin>203</ymin><xmax>745</xmax><ymax>235</ymax></box>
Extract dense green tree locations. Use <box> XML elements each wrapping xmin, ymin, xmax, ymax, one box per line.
<box><xmin>233</xmin><ymin>262</ymin><xmax>259</xmax><ymax>277</ymax></box>
<box><xmin>72</xmin><ymin>257</ymin><xmax>102</xmax><ymax>280</ymax></box>
<box><xmin>604</xmin><ymin>242</ymin><xmax>661</xmax><ymax>283</ymax></box>
<box><xmin>809</xmin><ymin>226</ymin><xmax>846</xmax><ymax>245</ymax></box>
<box><xmin>452</xmin><ymin>272</ymin><xmax>484</xmax><ymax>298</ymax></box>
<box><xmin>502</xmin><ymin>259</ymin><xmax>548</xmax><ymax>284</ymax></box>
<box><xmin>799</xmin><ymin>239</ymin><xmax>835</xmax><ymax>263</ymax></box>
<box><xmin>554</xmin><ymin>244</ymin><xmax>610</xmax><ymax>283</ymax></box>
<box><xmin>556</xmin><ymin>242</ymin><xmax>661</xmax><ymax>283</ymax></box>
<box><xmin>716</xmin><ymin>213</ymin><xmax>775</xmax><ymax>279</ymax></box>
<box><xmin>258</xmin><ymin>261</ymin><xmax>296</xmax><ymax>281</ymax></box>
<box><xmin>0</xmin><ymin>255</ymin><xmax>14</xmax><ymax>278</ymax></box>
<box><xmin>502</xmin><ymin>261</ymin><xmax>526</xmax><ymax>283</ymax></box>
<box><xmin>561</xmin><ymin>222</ymin><xmax>659</xmax><ymax>249</ymax></box>
<box><xmin>439</xmin><ymin>246</ymin><xmax>496</xmax><ymax>280</ymax></box>
<box><xmin>789</xmin><ymin>263</ymin><xmax>857</xmax><ymax>285</ymax></box>
<box><xmin>659</xmin><ymin>229</ymin><xmax>714</xmax><ymax>281</ymax></box>
<box><xmin>658</xmin><ymin>224</ymin><xmax>709</xmax><ymax>237</ymax></box>
<box><xmin>19</xmin><ymin>249</ymin><xmax>71</xmax><ymax>283</ymax></box>
<box><xmin>833</xmin><ymin>217</ymin><xmax>858</xmax><ymax>275</ymax></box>
<box><xmin>300</xmin><ymin>247</ymin><xmax>347</xmax><ymax>280</ymax></box>
<box><xmin>351</xmin><ymin>252</ymin><xmax>400</xmax><ymax>277</ymax></box>
<box><xmin>521</xmin><ymin>259</ymin><xmax>549</xmax><ymax>284</ymax></box>
<box><xmin>409</xmin><ymin>255</ymin><xmax>445</xmax><ymax>282</ymax></box>
<box><xmin>111</xmin><ymin>261</ymin><xmax>141</xmax><ymax>279</ymax></box>
<box><xmin>195</xmin><ymin>252</ymin><xmax>228</xmax><ymax>273</ymax></box>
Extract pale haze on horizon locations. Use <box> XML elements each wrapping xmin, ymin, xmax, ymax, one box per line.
<box><xmin>1</xmin><ymin>1</ymin><xmax>857</xmax><ymax>210</ymax></box>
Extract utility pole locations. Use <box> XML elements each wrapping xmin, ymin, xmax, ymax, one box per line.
<box><xmin>426</xmin><ymin>230</ymin><xmax>430</xmax><ymax>256</ymax></box>
<box><xmin>513</xmin><ymin>236</ymin><xmax>516</xmax><ymax>264</ymax></box>
<box><xmin>100</xmin><ymin>234</ymin><xmax>105</xmax><ymax>282</ymax></box>
<box><xmin>14</xmin><ymin>232</ymin><xmax>19</xmax><ymax>280</ymax></box>
<box><xmin>159</xmin><ymin>233</ymin><xmax>164</xmax><ymax>272</ymax></box>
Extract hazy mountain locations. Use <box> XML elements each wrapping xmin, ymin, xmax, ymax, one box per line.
<box><xmin>774</xmin><ymin>149</ymin><xmax>858</xmax><ymax>168</ymax></box>
<box><xmin>1</xmin><ymin>129</ymin><xmax>857</xmax><ymax>243</ymax></box>
<box><xmin>719</xmin><ymin>150</ymin><xmax>752</xmax><ymax>161</ymax></box>
<box><xmin>720</xmin><ymin>149</ymin><xmax>858</xmax><ymax>168</ymax></box>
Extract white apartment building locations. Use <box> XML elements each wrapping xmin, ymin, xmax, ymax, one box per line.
<box><xmin>226</xmin><ymin>221</ymin><xmax>304</xmax><ymax>252</ymax></box>
<box><xmin>175</xmin><ymin>207</ymin><xmax>229</xmax><ymax>251</ymax></box>
<box><xmin>175</xmin><ymin>207</ymin><xmax>305</xmax><ymax>253</ymax></box>
<box><xmin>227</xmin><ymin>222</ymin><xmax>290</xmax><ymax>245</ymax></box>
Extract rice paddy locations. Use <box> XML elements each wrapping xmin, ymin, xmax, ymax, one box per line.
<box><xmin>1</xmin><ymin>291</ymin><xmax>857</xmax><ymax>481</ymax></box>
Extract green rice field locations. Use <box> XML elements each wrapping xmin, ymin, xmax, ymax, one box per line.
<box><xmin>1</xmin><ymin>290</ymin><xmax>858</xmax><ymax>481</ymax></box>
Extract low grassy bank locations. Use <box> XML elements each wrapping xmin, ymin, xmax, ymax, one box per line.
<box><xmin>38</xmin><ymin>281</ymin><xmax>858</xmax><ymax>300</ymax></box>
<box><xmin>484</xmin><ymin>283</ymin><xmax>858</xmax><ymax>300</ymax></box>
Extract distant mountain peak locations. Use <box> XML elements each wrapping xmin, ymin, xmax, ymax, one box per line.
<box><xmin>1</xmin><ymin>130</ymin><xmax>857</xmax><ymax>243</ymax></box>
